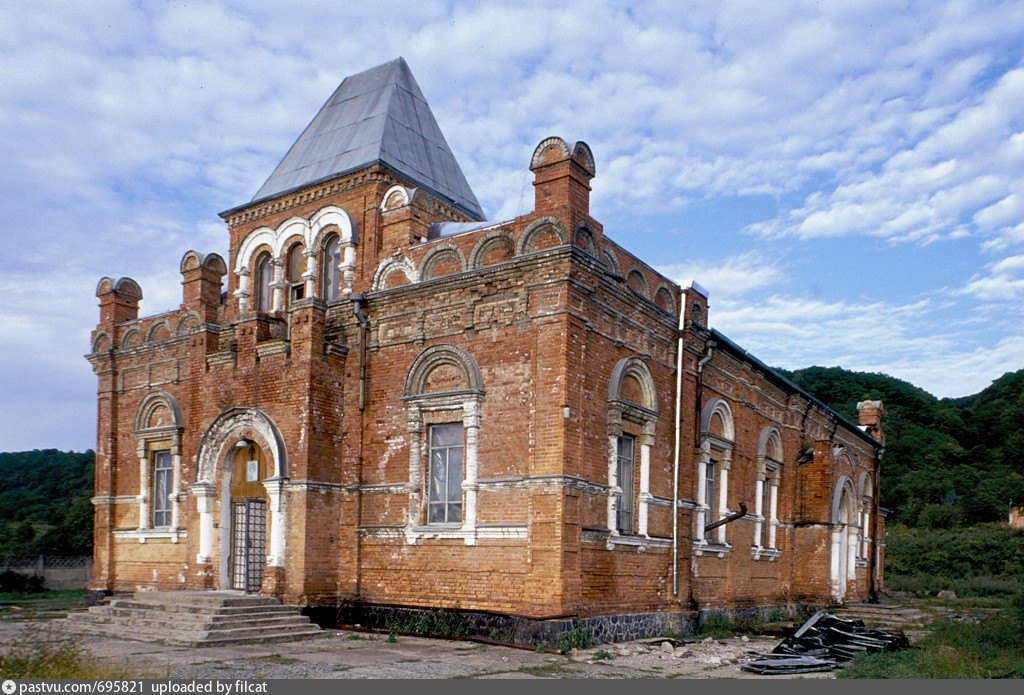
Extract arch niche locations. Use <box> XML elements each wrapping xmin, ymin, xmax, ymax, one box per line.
<box><xmin>830</xmin><ymin>472</ymin><xmax>859</xmax><ymax>601</ymax></box>
<box><xmin>192</xmin><ymin>408</ymin><xmax>288</xmax><ymax>592</ymax></box>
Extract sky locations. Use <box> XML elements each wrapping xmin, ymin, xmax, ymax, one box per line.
<box><xmin>2</xmin><ymin>0</ymin><xmax>1024</xmax><ymax>452</ymax></box>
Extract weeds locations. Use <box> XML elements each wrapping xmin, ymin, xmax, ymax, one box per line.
<box><xmin>554</xmin><ymin>626</ymin><xmax>593</xmax><ymax>654</ymax></box>
<box><xmin>0</xmin><ymin>627</ymin><xmax>140</xmax><ymax>679</ymax></box>
<box><xmin>383</xmin><ymin>607</ymin><xmax>469</xmax><ymax>639</ymax></box>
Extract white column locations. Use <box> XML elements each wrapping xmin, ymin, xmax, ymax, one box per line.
<box><xmin>406</xmin><ymin>407</ymin><xmax>422</xmax><ymax>531</ymax></box>
<box><xmin>607</xmin><ymin>435</ymin><xmax>618</xmax><ymax>533</ymax></box>
<box><xmin>137</xmin><ymin>445</ymin><xmax>150</xmax><ymax>530</ymax></box>
<box><xmin>271</xmin><ymin>259</ymin><xmax>285</xmax><ymax>312</ymax></box>
<box><xmin>847</xmin><ymin>524</ymin><xmax>858</xmax><ymax>581</ymax></box>
<box><xmin>695</xmin><ymin>441</ymin><xmax>709</xmax><ymax>541</ymax></box>
<box><xmin>170</xmin><ymin>438</ymin><xmax>182</xmax><ymax>530</ymax></box>
<box><xmin>862</xmin><ymin>509</ymin><xmax>871</xmax><ymax>557</ymax></box>
<box><xmin>303</xmin><ymin>248</ymin><xmax>316</xmax><ymax>298</ymax></box>
<box><xmin>638</xmin><ymin>439</ymin><xmax>651</xmax><ymax>537</ymax></box>
<box><xmin>263</xmin><ymin>478</ymin><xmax>287</xmax><ymax>567</ymax></box>
<box><xmin>462</xmin><ymin>399</ymin><xmax>481</xmax><ymax>545</ymax></box>
<box><xmin>193</xmin><ymin>483</ymin><xmax>215</xmax><ymax>564</ymax></box>
<box><xmin>717</xmin><ymin>451</ymin><xmax>730</xmax><ymax>544</ymax></box>
<box><xmin>234</xmin><ymin>267</ymin><xmax>251</xmax><ymax>313</ymax></box>
<box><xmin>753</xmin><ymin>477</ymin><xmax>764</xmax><ymax>548</ymax></box>
<box><xmin>768</xmin><ymin>480</ymin><xmax>779</xmax><ymax>549</ymax></box>
<box><xmin>341</xmin><ymin>243</ymin><xmax>356</xmax><ymax>296</ymax></box>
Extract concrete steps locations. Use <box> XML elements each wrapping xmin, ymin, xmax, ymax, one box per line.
<box><xmin>832</xmin><ymin>602</ymin><xmax>930</xmax><ymax>641</ymax></box>
<box><xmin>60</xmin><ymin>591</ymin><xmax>324</xmax><ymax>647</ymax></box>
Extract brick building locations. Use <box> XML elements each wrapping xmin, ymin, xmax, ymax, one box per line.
<box><xmin>86</xmin><ymin>58</ymin><xmax>885</xmax><ymax>639</ymax></box>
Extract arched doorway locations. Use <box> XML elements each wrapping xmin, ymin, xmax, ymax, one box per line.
<box><xmin>192</xmin><ymin>408</ymin><xmax>288</xmax><ymax>593</ymax></box>
<box><xmin>830</xmin><ymin>478</ymin><xmax>858</xmax><ymax>601</ymax></box>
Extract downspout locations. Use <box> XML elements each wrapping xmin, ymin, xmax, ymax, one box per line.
<box><xmin>351</xmin><ymin>293</ymin><xmax>369</xmax><ymax>600</ymax></box>
<box><xmin>682</xmin><ymin>339</ymin><xmax>715</xmax><ymax>608</ymax></box>
<box><xmin>671</xmin><ymin>312</ymin><xmax>685</xmax><ymax>596</ymax></box>
<box><xmin>352</xmin><ymin>294</ymin><xmax>369</xmax><ymax>412</ymax></box>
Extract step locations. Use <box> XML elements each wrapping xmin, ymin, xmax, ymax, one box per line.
<box><xmin>67</xmin><ymin>612</ymin><xmax>312</xmax><ymax>632</ymax></box>
<box><xmin>60</xmin><ymin>618</ymin><xmax>324</xmax><ymax>647</ymax></box>
<box><xmin>127</xmin><ymin>592</ymin><xmax>281</xmax><ymax>608</ymax></box>
<box><xmin>93</xmin><ymin>604</ymin><xmax>299</xmax><ymax>622</ymax></box>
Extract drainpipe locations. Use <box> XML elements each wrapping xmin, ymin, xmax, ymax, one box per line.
<box><xmin>351</xmin><ymin>294</ymin><xmax>369</xmax><ymax>412</ymax></box>
<box><xmin>671</xmin><ymin>312</ymin><xmax>685</xmax><ymax>596</ymax></box>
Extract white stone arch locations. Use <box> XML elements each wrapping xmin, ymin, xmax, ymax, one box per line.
<box><xmin>402</xmin><ymin>345</ymin><xmax>485</xmax><ymax>546</ymax></box>
<box><xmin>419</xmin><ymin>243</ymin><xmax>468</xmax><ymax>281</ymax></box>
<box><xmin>234</xmin><ymin>227</ymin><xmax>276</xmax><ymax>273</ymax></box>
<box><xmin>857</xmin><ymin>471</ymin><xmax>874</xmax><ymax>560</ymax></box>
<box><xmin>380</xmin><ymin>184</ymin><xmax>415</xmax><ymax>213</ymax></box>
<box><xmin>831</xmin><ymin>475</ymin><xmax>859</xmax><ymax>601</ymax></box>
<box><xmin>192</xmin><ymin>408</ymin><xmax>289</xmax><ymax>585</ymax></box>
<box><xmin>700</xmin><ymin>398</ymin><xmax>735</xmax><ymax>442</ymax></box>
<box><xmin>371</xmin><ymin>255</ymin><xmax>419</xmax><ymax>291</ymax></box>
<box><xmin>309</xmin><ymin>205</ymin><xmax>357</xmax><ymax>248</ymax></box>
<box><xmin>270</xmin><ymin>217</ymin><xmax>311</xmax><ymax>258</ymax></box>
<box><xmin>403</xmin><ymin>344</ymin><xmax>484</xmax><ymax>398</ymax></box>
<box><xmin>469</xmin><ymin>229</ymin><xmax>516</xmax><ymax>269</ymax></box>
<box><xmin>606</xmin><ymin>358</ymin><xmax>659</xmax><ymax>539</ymax></box>
<box><xmin>516</xmin><ymin>216</ymin><xmax>569</xmax><ymax>255</ymax></box>
<box><xmin>531</xmin><ymin>136</ymin><xmax>571</xmax><ymax>168</ymax></box>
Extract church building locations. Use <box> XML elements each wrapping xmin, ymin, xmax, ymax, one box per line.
<box><xmin>87</xmin><ymin>58</ymin><xmax>886</xmax><ymax>641</ymax></box>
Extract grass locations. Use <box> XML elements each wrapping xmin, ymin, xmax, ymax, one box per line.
<box><xmin>253</xmin><ymin>653</ymin><xmax>300</xmax><ymax>665</ymax></box>
<box><xmin>840</xmin><ymin>595</ymin><xmax>1024</xmax><ymax>679</ymax></box>
<box><xmin>383</xmin><ymin>607</ymin><xmax>469</xmax><ymax>639</ymax></box>
<box><xmin>0</xmin><ymin>589</ymin><xmax>86</xmax><ymax>603</ymax></box>
<box><xmin>554</xmin><ymin>626</ymin><xmax>594</xmax><ymax>654</ymax></box>
<box><xmin>0</xmin><ymin>626</ymin><xmax>146</xmax><ymax>679</ymax></box>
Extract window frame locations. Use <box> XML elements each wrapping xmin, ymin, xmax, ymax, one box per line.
<box><xmin>254</xmin><ymin>251</ymin><xmax>274</xmax><ymax>313</ymax></box>
<box><xmin>615</xmin><ymin>434</ymin><xmax>636</xmax><ymax>534</ymax></box>
<box><xmin>151</xmin><ymin>449</ymin><xmax>172</xmax><ymax>528</ymax></box>
<box><xmin>426</xmin><ymin>422</ymin><xmax>465</xmax><ymax>525</ymax></box>
<box><xmin>321</xmin><ymin>234</ymin><xmax>341</xmax><ymax>301</ymax></box>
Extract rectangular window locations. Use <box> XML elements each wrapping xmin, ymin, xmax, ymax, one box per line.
<box><xmin>704</xmin><ymin>457</ymin><xmax>717</xmax><ymax>541</ymax></box>
<box><xmin>616</xmin><ymin>435</ymin><xmax>635</xmax><ymax>534</ymax></box>
<box><xmin>427</xmin><ymin>423</ymin><xmax>464</xmax><ymax>524</ymax></box>
<box><xmin>760</xmin><ymin>477</ymin><xmax>772</xmax><ymax>548</ymax></box>
<box><xmin>152</xmin><ymin>450</ymin><xmax>172</xmax><ymax>528</ymax></box>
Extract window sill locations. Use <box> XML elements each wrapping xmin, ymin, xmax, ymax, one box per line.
<box><xmin>605</xmin><ymin>533</ymin><xmax>671</xmax><ymax>552</ymax></box>
<box><xmin>750</xmin><ymin>547</ymin><xmax>781</xmax><ymax>561</ymax></box>
<box><xmin>405</xmin><ymin>524</ymin><xmax>527</xmax><ymax>546</ymax></box>
<box><xmin>113</xmin><ymin>528</ymin><xmax>185</xmax><ymax>544</ymax></box>
<box><xmin>692</xmin><ymin>540</ymin><xmax>731</xmax><ymax>558</ymax></box>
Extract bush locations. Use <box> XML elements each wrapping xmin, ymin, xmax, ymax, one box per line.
<box><xmin>0</xmin><ymin>570</ymin><xmax>45</xmax><ymax>595</ymax></box>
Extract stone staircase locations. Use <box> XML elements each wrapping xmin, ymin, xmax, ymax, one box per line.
<box><xmin>832</xmin><ymin>601</ymin><xmax>931</xmax><ymax>643</ymax></box>
<box><xmin>61</xmin><ymin>591</ymin><xmax>324</xmax><ymax>647</ymax></box>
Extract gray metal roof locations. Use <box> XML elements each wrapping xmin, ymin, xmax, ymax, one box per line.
<box><xmin>251</xmin><ymin>57</ymin><xmax>484</xmax><ymax>220</ymax></box>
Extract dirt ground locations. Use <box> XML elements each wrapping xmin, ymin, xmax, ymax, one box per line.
<box><xmin>0</xmin><ymin>616</ymin><xmax>836</xmax><ymax>680</ymax></box>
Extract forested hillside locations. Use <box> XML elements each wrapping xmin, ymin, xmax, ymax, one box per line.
<box><xmin>782</xmin><ymin>366</ymin><xmax>1024</xmax><ymax>526</ymax></box>
<box><xmin>0</xmin><ymin>450</ymin><xmax>94</xmax><ymax>557</ymax></box>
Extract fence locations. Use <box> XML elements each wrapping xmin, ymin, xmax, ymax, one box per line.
<box><xmin>1</xmin><ymin>555</ymin><xmax>92</xmax><ymax>590</ymax></box>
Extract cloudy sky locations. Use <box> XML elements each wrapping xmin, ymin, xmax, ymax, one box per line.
<box><xmin>2</xmin><ymin>0</ymin><xmax>1024</xmax><ymax>452</ymax></box>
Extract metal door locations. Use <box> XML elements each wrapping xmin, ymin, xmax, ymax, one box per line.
<box><xmin>231</xmin><ymin>499</ymin><xmax>266</xmax><ymax>592</ymax></box>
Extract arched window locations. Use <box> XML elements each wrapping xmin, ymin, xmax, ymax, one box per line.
<box><xmin>286</xmin><ymin>243</ymin><xmax>306</xmax><ymax>304</ymax></box>
<box><xmin>754</xmin><ymin>427</ymin><xmax>784</xmax><ymax>556</ymax></box>
<box><xmin>321</xmin><ymin>234</ymin><xmax>341</xmax><ymax>301</ymax></box>
<box><xmin>696</xmin><ymin>398</ymin><xmax>734</xmax><ymax>549</ymax></box>
<box><xmin>606</xmin><ymin>358</ymin><xmax>658</xmax><ymax>539</ymax></box>
<box><xmin>133</xmin><ymin>393</ymin><xmax>184</xmax><ymax>537</ymax></box>
<box><xmin>254</xmin><ymin>251</ymin><xmax>273</xmax><ymax>313</ymax></box>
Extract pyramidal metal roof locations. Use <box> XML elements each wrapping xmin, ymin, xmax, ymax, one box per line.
<box><xmin>250</xmin><ymin>57</ymin><xmax>484</xmax><ymax>220</ymax></box>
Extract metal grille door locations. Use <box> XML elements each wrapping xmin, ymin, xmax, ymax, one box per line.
<box><xmin>231</xmin><ymin>500</ymin><xmax>267</xmax><ymax>593</ymax></box>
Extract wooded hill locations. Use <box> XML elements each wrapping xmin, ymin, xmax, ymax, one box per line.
<box><xmin>0</xmin><ymin>450</ymin><xmax>93</xmax><ymax>557</ymax></box>
<box><xmin>782</xmin><ymin>366</ymin><xmax>1024</xmax><ymax>526</ymax></box>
